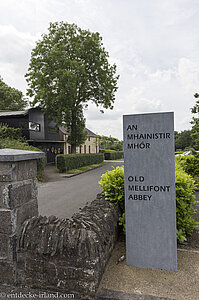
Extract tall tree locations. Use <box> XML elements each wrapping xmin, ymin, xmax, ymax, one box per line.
<box><xmin>174</xmin><ymin>130</ymin><xmax>193</xmax><ymax>151</ymax></box>
<box><xmin>26</xmin><ymin>22</ymin><xmax>119</xmax><ymax>153</ymax></box>
<box><xmin>99</xmin><ymin>135</ymin><xmax>123</xmax><ymax>151</ymax></box>
<box><xmin>0</xmin><ymin>76</ymin><xmax>27</xmax><ymax>110</ymax></box>
<box><xmin>191</xmin><ymin>93</ymin><xmax>199</xmax><ymax>150</ymax></box>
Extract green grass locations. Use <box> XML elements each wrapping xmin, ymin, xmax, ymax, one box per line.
<box><xmin>66</xmin><ymin>161</ymin><xmax>109</xmax><ymax>174</ymax></box>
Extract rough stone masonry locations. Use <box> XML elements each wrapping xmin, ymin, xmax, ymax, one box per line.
<box><xmin>0</xmin><ymin>149</ymin><xmax>45</xmax><ymax>285</ymax></box>
<box><xmin>17</xmin><ymin>194</ymin><xmax>118</xmax><ymax>299</ymax></box>
<box><xmin>0</xmin><ymin>149</ymin><xmax>119</xmax><ymax>300</ymax></box>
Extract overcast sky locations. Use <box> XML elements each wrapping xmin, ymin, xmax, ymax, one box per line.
<box><xmin>0</xmin><ymin>0</ymin><xmax>199</xmax><ymax>140</ymax></box>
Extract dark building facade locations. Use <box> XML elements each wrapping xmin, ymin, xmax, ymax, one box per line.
<box><xmin>0</xmin><ymin>108</ymin><xmax>99</xmax><ymax>163</ymax></box>
<box><xmin>0</xmin><ymin>108</ymin><xmax>64</xmax><ymax>162</ymax></box>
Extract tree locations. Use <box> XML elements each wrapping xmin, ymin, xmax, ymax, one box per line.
<box><xmin>175</xmin><ymin>130</ymin><xmax>193</xmax><ymax>151</ymax></box>
<box><xmin>99</xmin><ymin>135</ymin><xmax>123</xmax><ymax>151</ymax></box>
<box><xmin>191</xmin><ymin>93</ymin><xmax>199</xmax><ymax>150</ymax></box>
<box><xmin>26</xmin><ymin>22</ymin><xmax>119</xmax><ymax>153</ymax></box>
<box><xmin>0</xmin><ymin>76</ymin><xmax>27</xmax><ymax>110</ymax></box>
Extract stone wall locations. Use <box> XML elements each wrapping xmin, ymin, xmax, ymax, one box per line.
<box><xmin>0</xmin><ymin>149</ymin><xmax>119</xmax><ymax>299</ymax></box>
<box><xmin>0</xmin><ymin>149</ymin><xmax>44</xmax><ymax>286</ymax></box>
<box><xmin>17</xmin><ymin>194</ymin><xmax>118</xmax><ymax>299</ymax></box>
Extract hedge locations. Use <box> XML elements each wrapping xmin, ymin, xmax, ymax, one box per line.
<box><xmin>56</xmin><ymin>153</ymin><xmax>104</xmax><ymax>172</ymax></box>
<box><xmin>104</xmin><ymin>151</ymin><xmax>124</xmax><ymax>160</ymax></box>
<box><xmin>99</xmin><ymin>163</ymin><xmax>198</xmax><ymax>243</ymax></box>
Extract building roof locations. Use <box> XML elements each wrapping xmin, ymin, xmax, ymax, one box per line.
<box><xmin>0</xmin><ymin>109</ymin><xmax>97</xmax><ymax>137</ymax></box>
<box><xmin>85</xmin><ymin>128</ymin><xmax>97</xmax><ymax>137</ymax></box>
<box><xmin>59</xmin><ymin>126</ymin><xmax>68</xmax><ymax>135</ymax></box>
<box><xmin>59</xmin><ymin>126</ymin><xmax>97</xmax><ymax>137</ymax></box>
<box><xmin>0</xmin><ymin>110</ymin><xmax>28</xmax><ymax>117</ymax></box>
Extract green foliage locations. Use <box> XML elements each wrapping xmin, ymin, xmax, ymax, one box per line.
<box><xmin>104</xmin><ymin>151</ymin><xmax>124</xmax><ymax>160</ymax></box>
<box><xmin>175</xmin><ymin>130</ymin><xmax>193</xmax><ymax>151</ymax></box>
<box><xmin>99</xmin><ymin>166</ymin><xmax>125</xmax><ymax>211</ymax></box>
<box><xmin>0</xmin><ymin>76</ymin><xmax>27</xmax><ymax>110</ymax></box>
<box><xmin>56</xmin><ymin>153</ymin><xmax>104</xmax><ymax>172</ymax></box>
<box><xmin>99</xmin><ymin>165</ymin><xmax>198</xmax><ymax>242</ymax></box>
<box><xmin>0</xmin><ymin>138</ymin><xmax>45</xmax><ymax>181</ymax></box>
<box><xmin>26</xmin><ymin>22</ymin><xmax>119</xmax><ymax>153</ymax></box>
<box><xmin>191</xmin><ymin>94</ymin><xmax>199</xmax><ymax>150</ymax></box>
<box><xmin>175</xmin><ymin>162</ymin><xmax>198</xmax><ymax>242</ymax></box>
<box><xmin>0</xmin><ymin>123</ymin><xmax>22</xmax><ymax>140</ymax></box>
<box><xmin>118</xmin><ymin>213</ymin><xmax>126</xmax><ymax>232</ymax></box>
<box><xmin>176</xmin><ymin>155</ymin><xmax>199</xmax><ymax>177</ymax></box>
<box><xmin>99</xmin><ymin>135</ymin><xmax>123</xmax><ymax>151</ymax></box>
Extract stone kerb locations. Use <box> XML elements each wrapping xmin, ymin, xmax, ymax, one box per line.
<box><xmin>0</xmin><ymin>148</ymin><xmax>45</xmax><ymax>285</ymax></box>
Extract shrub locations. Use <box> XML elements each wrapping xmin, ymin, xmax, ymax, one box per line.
<box><xmin>176</xmin><ymin>155</ymin><xmax>199</xmax><ymax>178</ymax></box>
<box><xmin>0</xmin><ymin>138</ymin><xmax>46</xmax><ymax>181</ymax></box>
<box><xmin>175</xmin><ymin>161</ymin><xmax>198</xmax><ymax>241</ymax></box>
<box><xmin>56</xmin><ymin>153</ymin><xmax>104</xmax><ymax>172</ymax></box>
<box><xmin>104</xmin><ymin>151</ymin><xmax>124</xmax><ymax>160</ymax></box>
<box><xmin>99</xmin><ymin>166</ymin><xmax>125</xmax><ymax>211</ymax></box>
<box><xmin>99</xmin><ymin>164</ymin><xmax>198</xmax><ymax>242</ymax></box>
<box><xmin>0</xmin><ymin>123</ymin><xmax>22</xmax><ymax>140</ymax></box>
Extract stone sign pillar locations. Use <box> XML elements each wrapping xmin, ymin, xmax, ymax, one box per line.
<box><xmin>123</xmin><ymin>112</ymin><xmax>177</xmax><ymax>271</ymax></box>
<box><xmin>0</xmin><ymin>149</ymin><xmax>45</xmax><ymax>285</ymax></box>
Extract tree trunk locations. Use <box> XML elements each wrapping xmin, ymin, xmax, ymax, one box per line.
<box><xmin>70</xmin><ymin>109</ymin><xmax>77</xmax><ymax>154</ymax></box>
<box><xmin>71</xmin><ymin>144</ymin><xmax>76</xmax><ymax>154</ymax></box>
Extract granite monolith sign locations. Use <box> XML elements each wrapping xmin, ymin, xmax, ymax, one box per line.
<box><xmin>123</xmin><ymin>112</ymin><xmax>177</xmax><ymax>271</ymax></box>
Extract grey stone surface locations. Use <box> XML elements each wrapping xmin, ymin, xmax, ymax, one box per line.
<box><xmin>0</xmin><ymin>152</ymin><xmax>40</xmax><ymax>290</ymax></box>
<box><xmin>17</xmin><ymin>194</ymin><xmax>118</xmax><ymax>299</ymax></box>
<box><xmin>0</xmin><ymin>233</ymin><xmax>16</xmax><ymax>260</ymax></box>
<box><xmin>1</xmin><ymin>180</ymin><xmax>32</xmax><ymax>209</ymax></box>
<box><xmin>123</xmin><ymin>112</ymin><xmax>177</xmax><ymax>271</ymax></box>
<box><xmin>0</xmin><ymin>162</ymin><xmax>16</xmax><ymax>183</ymax></box>
<box><xmin>0</xmin><ymin>209</ymin><xmax>12</xmax><ymax>234</ymax></box>
<box><xmin>0</xmin><ymin>148</ymin><xmax>45</xmax><ymax>162</ymax></box>
<box><xmin>0</xmin><ymin>260</ymin><xmax>16</xmax><ymax>285</ymax></box>
<box><xmin>16</xmin><ymin>199</ymin><xmax>38</xmax><ymax>230</ymax></box>
<box><xmin>0</xmin><ymin>161</ymin><xmax>37</xmax><ymax>183</ymax></box>
<box><xmin>96</xmin><ymin>289</ymin><xmax>174</xmax><ymax>300</ymax></box>
<box><xmin>14</xmin><ymin>160</ymin><xmax>38</xmax><ymax>181</ymax></box>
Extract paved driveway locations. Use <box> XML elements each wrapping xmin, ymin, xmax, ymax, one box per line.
<box><xmin>38</xmin><ymin>161</ymin><xmax>123</xmax><ymax>219</ymax></box>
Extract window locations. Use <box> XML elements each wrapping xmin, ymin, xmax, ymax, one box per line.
<box><xmin>29</xmin><ymin>121</ymin><xmax>40</xmax><ymax>132</ymax></box>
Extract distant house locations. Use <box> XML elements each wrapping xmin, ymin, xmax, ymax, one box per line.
<box><xmin>60</xmin><ymin>127</ymin><xmax>99</xmax><ymax>155</ymax></box>
<box><xmin>0</xmin><ymin>108</ymin><xmax>99</xmax><ymax>162</ymax></box>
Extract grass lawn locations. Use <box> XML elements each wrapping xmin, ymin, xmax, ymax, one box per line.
<box><xmin>66</xmin><ymin>161</ymin><xmax>109</xmax><ymax>174</ymax></box>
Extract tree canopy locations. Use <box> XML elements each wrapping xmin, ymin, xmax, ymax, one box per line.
<box><xmin>99</xmin><ymin>135</ymin><xmax>123</xmax><ymax>151</ymax></box>
<box><xmin>26</xmin><ymin>22</ymin><xmax>119</xmax><ymax>152</ymax></box>
<box><xmin>191</xmin><ymin>93</ymin><xmax>199</xmax><ymax>150</ymax></box>
<box><xmin>174</xmin><ymin>130</ymin><xmax>193</xmax><ymax>151</ymax></box>
<box><xmin>0</xmin><ymin>77</ymin><xmax>27</xmax><ymax>111</ymax></box>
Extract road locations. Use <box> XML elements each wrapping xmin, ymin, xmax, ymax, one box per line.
<box><xmin>38</xmin><ymin>161</ymin><xmax>123</xmax><ymax>219</ymax></box>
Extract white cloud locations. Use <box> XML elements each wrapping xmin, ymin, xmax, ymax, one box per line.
<box><xmin>0</xmin><ymin>24</ymin><xmax>38</xmax><ymax>91</ymax></box>
<box><xmin>0</xmin><ymin>0</ymin><xmax>199</xmax><ymax>139</ymax></box>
